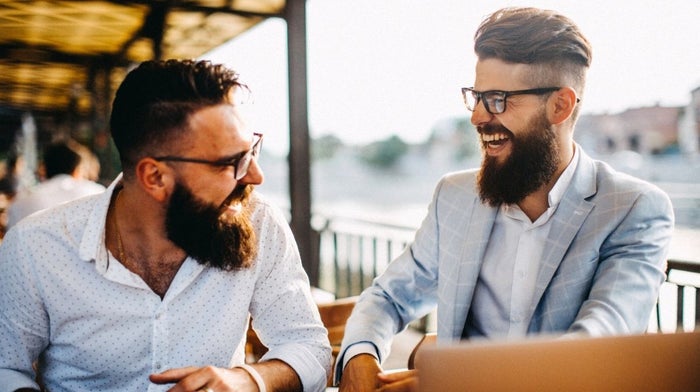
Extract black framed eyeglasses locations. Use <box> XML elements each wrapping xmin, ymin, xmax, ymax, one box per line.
<box><xmin>153</xmin><ymin>132</ymin><xmax>263</xmax><ymax>180</ymax></box>
<box><xmin>461</xmin><ymin>87</ymin><xmax>562</xmax><ymax>114</ymax></box>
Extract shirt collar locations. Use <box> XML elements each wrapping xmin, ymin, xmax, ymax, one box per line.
<box><xmin>78</xmin><ymin>173</ymin><xmax>123</xmax><ymax>271</ymax></box>
<box><xmin>547</xmin><ymin>143</ymin><xmax>579</xmax><ymax>208</ymax></box>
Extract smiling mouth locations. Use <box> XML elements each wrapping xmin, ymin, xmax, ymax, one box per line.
<box><xmin>220</xmin><ymin>185</ymin><xmax>252</xmax><ymax>216</ymax></box>
<box><xmin>227</xmin><ymin>201</ymin><xmax>242</xmax><ymax>213</ymax></box>
<box><xmin>481</xmin><ymin>132</ymin><xmax>510</xmax><ymax>148</ymax></box>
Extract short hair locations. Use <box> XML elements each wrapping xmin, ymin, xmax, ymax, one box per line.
<box><xmin>109</xmin><ymin>59</ymin><xmax>245</xmax><ymax>177</ymax></box>
<box><xmin>474</xmin><ymin>7</ymin><xmax>592</xmax><ymax>105</ymax></box>
<box><xmin>43</xmin><ymin>142</ymin><xmax>82</xmax><ymax>179</ymax></box>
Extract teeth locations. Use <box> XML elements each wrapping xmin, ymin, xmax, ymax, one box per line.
<box><xmin>481</xmin><ymin>133</ymin><xmax>508</xmax><ymax>142</ymax></box>
<box><xmin>227</xmin><ymin>202</ymin><xmax>242</xmax><ymax>214</ymax></box>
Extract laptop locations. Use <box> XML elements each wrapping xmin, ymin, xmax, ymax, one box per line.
<box><xmin>416</xmin><ymin>331</ymin><xmax>700</xmax><ymax>392</ymax></box>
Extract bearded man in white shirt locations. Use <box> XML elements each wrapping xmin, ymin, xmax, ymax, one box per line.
<box><xmin>0</xmin><ymin>59</ymin><xmax>331</xmax><ymax>392</ymax></box>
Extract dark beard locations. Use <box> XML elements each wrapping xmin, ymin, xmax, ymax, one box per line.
<box><xmin>477</xmin><ymin>111</ymin><xmax>559</xmax><ymax>206</ymax></box>
<box><xmin>165</xmin><ymin>182</ymin><xmax>257</xmax><ymax>270</ymax></box>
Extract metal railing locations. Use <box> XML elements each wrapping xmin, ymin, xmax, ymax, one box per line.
<box><xmin>653</xmin><ymin>259</ymin><xmax>700</xmax><ymax>333</ymax></box>
<box><xmin>314</xmin><ymin>215</ymin><xmax>700</xmax><ymax>333</ymax></box>
<box><xmin>314</xmin><ymin>214</ymin><xmax>414</xmax><ymax>298</ymax></box>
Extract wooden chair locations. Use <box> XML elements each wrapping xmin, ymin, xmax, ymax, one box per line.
<box><xmin>245</xmin><ymin>320</ymin><xmax>267</xmax><ymax>363</ymax></box>
<box><xmin>317</xmin><ymin>295</ymin><xmax>359</xmax><ymax>386</ymax></box>
<box><xmin>407</xmin><ymin>332</ymin><xmax>437</xmax><ymax>370</ymax></box>
<box><xmin>317</xmin><ymin>295</ymin><xmax>359</xmax><ymax>360</ymax></box>
<box><xmin>245</xmin><ymin>295</ymin><xmax>359</xmax><ymax>386</ymax></box>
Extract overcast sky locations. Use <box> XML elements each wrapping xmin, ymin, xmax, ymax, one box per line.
<box><xmin>204</xmin><ymin>0</ymin><xmax>700</xmax><ymax>155</ymax></box>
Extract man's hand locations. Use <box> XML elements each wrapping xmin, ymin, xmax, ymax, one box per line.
<box><xmin>339</xmin><ymin>354</ymin><xmax>382</xmax><ymax>392</ymax></box>
<box><xmin>149</xmin><ymin>366</ymin><xmax>258</xmax><ymax>392</ymax></box>
<box><xmin>376</xmin><ymin>369</ymin><xmax>419</xmax><ymax>392</ymax></box>
<box><xmin>150</xmin><ymin>366</ymin><xmax>258</xmax><ymax>392</ymax></box>
<box><xmin>150</xmin><ymin>360</ymin><xmax>300</xmax><ymax>392</ymax></box>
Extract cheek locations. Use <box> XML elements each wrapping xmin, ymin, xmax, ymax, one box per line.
<box><xmin>188</xmin><ymin>174</ymin><xmax>237</xmax><ymax>207</ymax></box>
<box><xmin>498</xmin><ymin>111</ymin><xmax>544</xmax><ymax>138</ymax></box>
<box><xmin>492</xmin><ymin>115</ymin><xmax>520</xmax><ymax>135</ymax></box>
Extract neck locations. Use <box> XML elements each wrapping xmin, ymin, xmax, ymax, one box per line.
<box><xmin>517</xmin><ymin>143</ymin><xmax>576</xmax><ymax>221</ymax></box>
<box><xmin>517</xmin><ymin>190</ymin><xmax>550</xmax><ymax>222</ymax></box>
<box><xmin>108</xmin><ymin>186</ymin><xmax>187</xmax><ymax>298</ymax></box>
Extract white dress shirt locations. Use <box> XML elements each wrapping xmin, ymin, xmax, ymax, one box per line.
<box><xmin>0</xmin><ymin>176</ymin><xmax>331</xmax><ymax>392</ymax></box>
<box><xmin>465</xmin><ymin>146</ymin><xmax>580</xmax><ymax>338</ymax></box>
<box><xmin>7</xmin><ymin>173</ymin><xmax>106</xmax><ymax>227</ymax></box>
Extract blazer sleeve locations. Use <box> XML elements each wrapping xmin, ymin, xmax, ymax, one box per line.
<box><xmin>333</xmin><ymin>177</ymin><xmax>447</xmax><ymax>381</ymax></box>
<box><xmin>567</xmin><ymin>183</ymin><xmax>674</xmax><ymax>335</ymax></box>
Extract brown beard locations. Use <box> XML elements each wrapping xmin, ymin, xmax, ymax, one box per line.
<box><xmin>165</xmin><ymin>182</ymin><xmax>257</xmax><ymax>270</ymax></box>
<box><xmin>477</xmin><ymin>110</ymin><xmax>559</xmax><ymax>206</ymax></box>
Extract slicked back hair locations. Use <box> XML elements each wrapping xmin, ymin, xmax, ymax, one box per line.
<box><xmin>474</xmin><ymin>7</ymin><xmax>592</xmax><ymax>117</ymax></box>
<box><xmin>109</xmin><ymin>59</ymin><xmax>245</xmax><ymax>178</ymax></box>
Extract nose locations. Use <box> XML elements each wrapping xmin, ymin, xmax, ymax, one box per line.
<box><xmin>469</xmin><ymin>99</ymin><xmax>493</xmax><ymax>126</ymax></box>
<box><xmin>238</xmin><ymin>158</ymin><xmax>264</xmax><ymax>186</ymax></box>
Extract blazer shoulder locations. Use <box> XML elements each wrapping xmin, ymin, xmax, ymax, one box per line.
<box><xmin>593</xmin><ymin>160</ymin><xmax>670</xmax><ymax>200</ymax></box>
<box><xmin>437</xmin><ymin>168</ymin><xmax>479</xmax><ymax>195</ymax></box>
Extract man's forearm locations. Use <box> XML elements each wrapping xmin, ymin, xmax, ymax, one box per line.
<box><xmin>339</xmin><ymin>354</ymin><xmax>382</xmax><ymax>392</ymax></box>
<box><xmin>254</xmin><ymin>359</ymin><xmax>302</xmax><ymax>392</ymax></box>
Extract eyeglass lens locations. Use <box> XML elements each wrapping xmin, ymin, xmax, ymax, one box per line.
<box><xmin>235</xmin><ymin>136</ymin><xmax>263</xmax><ymax>180</ymax></box>
<box><xmin>464</xmin><ymin>90</ymin><xmax>505</xmax><ymax>114</ymax></box>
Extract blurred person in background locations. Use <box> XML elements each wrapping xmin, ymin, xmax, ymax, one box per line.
<box><xmin>0</xmin><ymin>192</ymin><xmax>9</xmax><ymax>241</ymax></box>
<box><xmin>74</xmin><ymin>140</ymin><xmax>103</xmax><ymax>183</ymax></box>
<box><xmin>0</xmin><ymin>150</ymin><xmax>24</xmax><ymax>201</ymax></box>
<box><xmin>6</xmin><ymin>140</ymin><xmax>105</xmax><ymax>228</ymax></box>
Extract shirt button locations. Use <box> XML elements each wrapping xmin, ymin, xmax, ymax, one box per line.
<box><xmin>155</xmin><ymin>362</ymin><xmax>162</xmax><ymax>370</ymax></box>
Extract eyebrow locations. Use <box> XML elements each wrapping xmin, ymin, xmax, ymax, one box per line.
<box><xmin>213</xmin><ymin>133</ymin><xmax>261</xmax><ymax>163</ymax></box>
<box><xmin>215</xmin><ymin>150</ymin><xmax>247</xmax><ymax>164</ymax></box>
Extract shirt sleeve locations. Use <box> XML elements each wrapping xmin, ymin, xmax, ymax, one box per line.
<box><xmin>0</xmin><ymin>227</ymin><xmax>49</xmax><ymax>390</ymax></box>
<box><xmin>246</xmin><ymin>201</ymin><xmax>332</xmax><ymax>392</ymax></box>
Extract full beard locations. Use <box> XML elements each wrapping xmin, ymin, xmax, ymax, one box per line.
<box><xmin>477</xmin><ymin>110</ymin><xmax>559</xmax><ymax>206</ymax></box>
<box><xmin>165</xmin><ymin>182</ymin><xmax>257</xmax><ymax>270</ymax></box>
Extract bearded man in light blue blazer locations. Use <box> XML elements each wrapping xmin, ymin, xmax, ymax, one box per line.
<box><xmin>336</xmin><ymin>7</ymin><xmax>674</xmax><ymax>392</ymax></box>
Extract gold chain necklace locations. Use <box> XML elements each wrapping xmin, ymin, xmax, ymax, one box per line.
<box><xmin>112</xmin><ymin>189</ymin><xmax>126</xmax><ymax>262</ymax></box>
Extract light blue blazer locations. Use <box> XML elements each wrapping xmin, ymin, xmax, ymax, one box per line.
<box><xmin>336</xmin><ymin>146</ymin><xmax>674</xmax><ymax>378</ymax></box>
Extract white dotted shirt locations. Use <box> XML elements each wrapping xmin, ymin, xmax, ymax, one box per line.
<box><xmin>7</xmin><ymin>174</ymin><xmax>106</xmax><ymax>228</ymax></box>
<box><xmin>0</xmin><ymin>176</ymin><xmax>331</xmax><ymax>392</ymax></box>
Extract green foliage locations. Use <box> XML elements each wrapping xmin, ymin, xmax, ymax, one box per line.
<box><xmin>312</xmin><ymin>134</ymin><xmax>344</xmax><ymax>161</ymax></box>
<box><xmin>358</xmin><ymin>134</ymin><xmax>408</xmax><ymax>169</ymax></box>
<box><xmin>426</xmin><ymin>117</ymin><xmax>479</xmax><ymax>161</ymax></box>
<box><xmin>452</xmin><ymin>118</ymin><xmax>479</xmax><ymax>160</ymax></box>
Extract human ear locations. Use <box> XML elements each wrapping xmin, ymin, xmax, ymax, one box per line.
<box><xmin>135</xmin><ymin>158</ymin><xmax>173</xmax><ymax>203</ymax></box>
<box><xmin>547</xmin><ymin>87</ymin><xmax>578</xmax><ymax>125</ymax></box>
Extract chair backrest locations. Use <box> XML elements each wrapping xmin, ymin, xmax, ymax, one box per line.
<box><xmin>407</xmin><ymin>332</ymin><xmax>436</xmax><ymax>370</ymax></box>
<box><xmin>317</xmin><ymin>295</ymin><xmax>359</xmax><ymax>348</ymax></box>
<box><xmin>651</xmin><ymin>259</ymin><xmax>700</xmax><ymax>333</ymax></box>
<box><xmin>246</xmin><ymin>295</ymin><xmax>359</xmax><ymax>386</ymax></box>
<box><xmin>317</xmin><ymin>295</ymin><xmax>359</xmax><ymax>386</ymax></box>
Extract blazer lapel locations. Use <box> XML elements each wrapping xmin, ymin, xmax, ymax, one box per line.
<box><xmin>530</xmin><ymin>147</ymin><xmax>597</xmax><ymax>311</ymax></box>
<box><xmin>442</xmin><ymin>196</ymin><xmax>497</xmax><ymax>340</ymax></box>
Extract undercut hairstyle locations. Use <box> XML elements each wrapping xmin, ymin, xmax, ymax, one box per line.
<box><xmin>474</xmin><ymin>7</ymin><xmax>592</xmax><ymax>118</ymax></box>
<box><xmin>109</xmin><ymin>59</ymin><xmax>246</xmax><ymax>178</ymax></box>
